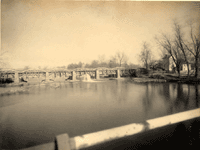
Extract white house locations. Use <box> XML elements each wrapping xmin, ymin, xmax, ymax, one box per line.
<box><xmin>182</xmin><ymin>64</ymin><xmax>192</xmax><ymax>71</ymax></box>
<box><xmin>167</xmin><ymin>56</ymin><xmax>192</xmax><ymax>72</ymax></box>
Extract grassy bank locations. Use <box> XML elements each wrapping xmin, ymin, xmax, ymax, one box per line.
<box><xmin>132</xmin><ymin>71</ymin><xmax>200</xmax><ymax>84</ymax></box>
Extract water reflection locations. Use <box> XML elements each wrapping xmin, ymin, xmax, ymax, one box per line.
<box><xmin>115</xmin><ymin>80</ymin><xmax>128</xmax><ymax>103</ymax></box>
<box><xmin>132</xmin><ymin>82</ymin><xmax>200</xmax><ymax>118</ymax></box>
<box><xmin>149</xmin><ymin>83</ymin><xmax>200</xmax><ymax>114</ymax></box>
<box><xmin>142</xmin><ymin>84</ymin><xmax>152</xmax><ymax>118</ymax></box>
<box><xmin>109</xmin><ymin>80</ymin><xmax>122</xmax><ymax>103</ymax></box>
<box><xmin>178</xmin><ymin>84</ymin><xmax>189</xmax><ymax>109</ymax></box>
<box><xmin>195</xmin><ymin>84</ymin><xmax>199</xmax><ymax>107</ymax></box>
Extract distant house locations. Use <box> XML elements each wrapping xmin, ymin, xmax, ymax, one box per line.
<box><xmin>162</xmin><ymin>54</ymin><xmax>175</xmax><ymax>72</ymax></box>
<box><xmin>181</xmin><ymin>63</ymin><xmax>192</xmax><ymax>71</ymax></box>
<box><xmin>181</xmin><ymin>60</ymin><xmax>200</xmax><ymax>72</ymax></box>
<box><xmin>162</xmin><ymin>54</ymin><xmax>200</xmax><ymax>72</ymax></box>
<box><xmin>179</xmin><ymin>56</ymin><xmax>200</xmax><ymax>72</ymax></box>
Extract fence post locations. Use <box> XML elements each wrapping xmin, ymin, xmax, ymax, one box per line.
<box><xmin>56</xmin><ymin>134</ymin><xmax>71</xmax><ymax>150</ymax></box>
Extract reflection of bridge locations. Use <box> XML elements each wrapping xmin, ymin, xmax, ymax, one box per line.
<box><xmin>0</xmin><ymin>68</ymin><xmax>136</xmax><ymax>83</ymax></box>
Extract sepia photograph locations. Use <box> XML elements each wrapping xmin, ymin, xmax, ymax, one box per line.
<box><xmin>1</xmin><ymin>0</ymin><xmax>200</xmax><ymax>149</ymax></box>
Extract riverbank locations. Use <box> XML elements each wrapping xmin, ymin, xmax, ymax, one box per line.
<box><xmin>131</xmin><ymin>78</ymin><xmax>167</xmax><ymax>83</ymax></box>
<box><xmin>131</xmin><ymin>73</ymin><xmax>200</xmax><ymax>84</ymax></box>
<box><xmin>0</xmin><ymin>78</ymin><xmax>111</xmax><ymax>96</ymax></box>
<box><xmin>1</xmin><ymin>74</ymin><xmax>200</xmax><ymax>87</ymax></box>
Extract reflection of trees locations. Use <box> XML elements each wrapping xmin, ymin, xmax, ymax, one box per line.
<box><xmin>108</xmin><ymin>80</ymin><xmax>128</xmax><ymax>103</ymax></box>
<box><xmin>176</xmin><ymin>84</ymin><xmax>188</xmax><ymax>107</ymax></box>
<box><xmin>94</xmin><ymin>83</ymin><xmax>98</xmax><ymax>92</ymax></box>
<box><xmin>195</xmin><ymin>84</ymin><xmax>199</xmax><ymax>107</ymax></box>
<box><xmin>116</xmin><ymin>80</ymin><xmax>129</xmax><ymax>103</ymax></box>
<box><xmin>142</xmin><ymin>83</ymin><xmax>153</xmax><ymax>118</ymax></box>
<box><xmin>159</xmin><ymin>83</ymin><xmax>176</xmax><ymax>114</ymax></box>
<box><xmin>70</xmin><ymin>83</ymin><xmax>74</xmax><ymax>90</ymax></box>
<box><xmin>162</xmin><ymin>83</ymin><xmax>170</xmax><ymax>99</ymax></box>
<box><xmin>144</xmin><ymin>83</ymin><xmax>198</xmax><ymax>114</ymax></box>
<box><xmin>157</xmin><ymin>83</ymin><xmax>192</xmax><ymax>113</ymax></box>
<box><xmin>185</xmin><ymin>85</ymin><xmax>190</xmax><ymax>109</ymax></box>
<box><xmin>64</xmin><ymin>82</ymin><xmax>68</xmax><ymax>88</ymax></box>
<box><xmin>157</xmin><ymin>83</ymin><xmax>177</xmax><ymax>101</ymax></box>
<box><xmin>171</xmin><ymin>84</ymin><xmax>190</xmax><ymax>112</ymax></box>
<box><xmin>99</xmin><ymin>82</ymin><xmax>107</xmax><ymax>100</ymax></box>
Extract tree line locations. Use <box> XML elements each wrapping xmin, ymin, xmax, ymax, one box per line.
<box><xmin>14</xmin><ymin>52</ymin><xmax>140</xmax><ymax>71</ymax></box>
<box><xmin>138</xmin><ymin>18</ymin><xmax>200</xmax><ymax>78</ymax></box>
<box><xmin>67</xmin><ymin>52</ymin><xmax>140</xmax><ymax>69</ymax></box>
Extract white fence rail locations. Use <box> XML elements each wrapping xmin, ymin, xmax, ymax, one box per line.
<box><xmin>17</xmin><ymin>108</ymin><xmax>200</xmax><ymax>150</ymax></box>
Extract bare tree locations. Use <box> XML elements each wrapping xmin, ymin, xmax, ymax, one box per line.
<box><xmin>115</xmin><ymin>51</ymin><xmax>128</xmax><ymax>67</ymax></box>
<box><xmin>156</xmin><ymin>18</ymin><xmax>199</xmax><ymax>78</ymax></box>
<box><xmin>90</xmin><ymin>60</ymin><xmax>99</xmax><ymax>68</ymax></box>
<box><xmin>173</xmin><ymin>20</ymin><xmax>190</xmax><ymax>78</ymax></box>
<box><xmin>108</xmin><ymin>55</ymin><xmax>118</xmax><ymax>68</ymax></box>
<box><xmin>184</xmin><ymin>21</ymin><xmax>200</xmax><ymax>78</ymax></box>
<box><xmin>155</xmin><ymin>33</ymin><xmax>182</xmax><ymax>77</ymax></box>
<box><xmin>138</xmin><ymin>41</ymin><xmax>153</xmax><ymax>70</ymax></box>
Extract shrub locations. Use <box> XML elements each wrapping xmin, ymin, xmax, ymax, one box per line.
<box><xmin>0</xmin><ymin>78</ymin><xmax>14</xmax><ymax>84</ymax></box>
<box><xmin>149</xmin><ymin>74</ymin><xmax>165</xmax><ymax>79</ymax></box>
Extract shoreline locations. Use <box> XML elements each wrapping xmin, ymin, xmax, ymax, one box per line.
<box><xmin>1</xmin><ymin>76</ymin><xmax>200</xmax><ymax>88</ymax></box>
<box><xmin>131</xmin><ymin>75</ymin><xmax>200</xmax><ymax>84</ymax></box>
<box><xmin>1</xmin><ymin>77</ymin><xmax>200</xmax><ymax>96</ymax></box>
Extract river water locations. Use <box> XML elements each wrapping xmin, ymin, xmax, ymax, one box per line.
<box><xmin>0</xmin><ymin>79</ymin><xmax>200</xmax><ymax>149</ymax></box>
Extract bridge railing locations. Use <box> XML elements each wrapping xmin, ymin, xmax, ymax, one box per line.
<box><xmin>0</xmin><ymin>68</ymin><xmax>139</xmax><ymax>84</ymax></box>
<box><xmin>19</xmin><ymin>108</ymin><xmax>200</xmax><ymax>150</ymax></box>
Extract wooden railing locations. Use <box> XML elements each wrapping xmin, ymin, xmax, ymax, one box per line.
<box><xmin>0</xmin><ymin>68</ymin><xmax>137</xmax><ymax>83</ymax></box>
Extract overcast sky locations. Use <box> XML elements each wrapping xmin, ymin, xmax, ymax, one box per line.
<box><xmin>1</xmin><ymin>1</ymin><xmax>199</xmax><ymax>69</ymax></box>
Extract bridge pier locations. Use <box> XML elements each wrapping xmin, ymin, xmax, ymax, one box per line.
<box><xmin>72</xmin><ymin>71</ymin><xmax>76</xmax><ymax>81</ymax></box>
<box><xmin>116</xmin><ymin>69</ymin><xmax>120</xmax><ymax>78</ymax></box>
<box><xmin>14</xmin><ymin>72</ymin><xmax>19</xmax><ymax>83</ymax></box>
<box><xmin>95</xmin><ymin>69</ymin><xmax>99</xmax><ymax>80</ymax></box>
<box><xmin>46</xmin><ymin>72</ymin><xmax>49</xmax><ymax>82</ymax></box>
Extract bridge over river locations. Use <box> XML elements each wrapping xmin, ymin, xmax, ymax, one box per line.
<box><xmin>0</xmin><ymin>68</ymin><xmax>136</xmax><ymax>83</ymax></box>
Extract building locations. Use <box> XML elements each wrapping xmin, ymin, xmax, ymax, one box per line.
<box><xmin>162</xmin><ymin>54</ymin><xmax>175</xmax><ymax>72</ymax></box>
<box><xmin>181</xmin><ymin>63</ymin><xmax>192</xmax><ymax>71</ymax></box>
<box><xmin>162</xmin><ymin>54</ymin><xmax>200</xmax><ymax>73</ymax></box>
